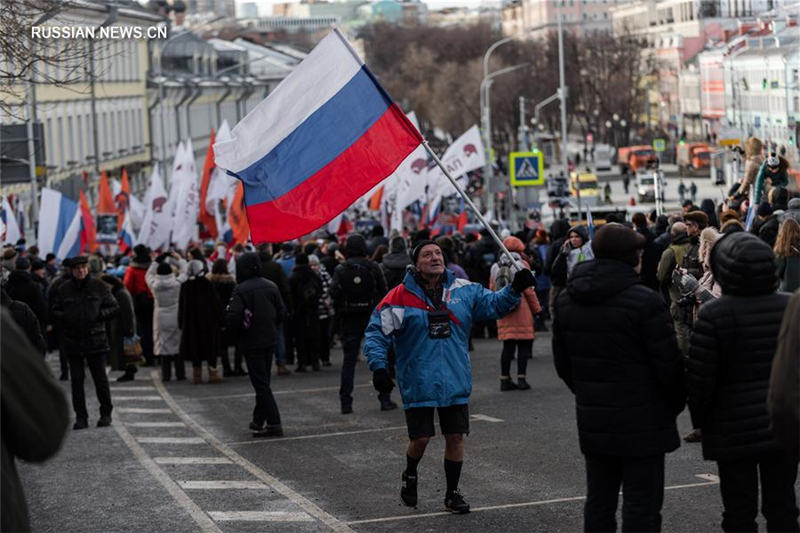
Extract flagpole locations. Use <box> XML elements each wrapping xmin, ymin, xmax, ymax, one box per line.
<box><xmin>422</xmin><ymin>141</ymin><xmax>519</xmax><ymax>269</ymax></box>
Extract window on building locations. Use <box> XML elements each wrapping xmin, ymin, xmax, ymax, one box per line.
<box><xmin>45</xmin><ymin>117</ymin><xmax>53</xmax><ymax>167</ymax></box>
<box><xmin>67</xmin><ymin>116</ymin><xmax>74</xmax><ymax>163</ymax></box>
<box><xmin>77</xmin><ymin>114</ymin><xmax>84</xmax><ymax>164</ymax></box>
<box><xmin>56</xmin><ymin>116</ymin><xmax>64</xmax><ymax>168</ymax></box>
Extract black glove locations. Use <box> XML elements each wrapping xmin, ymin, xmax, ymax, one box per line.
<box><xmin>511</xmin><ymin>268</ymin><xmax>535</xmax><ymax>293</ymax></box>
<box><xmin>372</xmin><ymin>368</ymin><xmax>394</xmax><ymax>393</ymax></box>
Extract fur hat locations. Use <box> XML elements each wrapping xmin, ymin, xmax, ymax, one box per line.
<box><xmin>684</xmin><ymin>210</ymin><xmax>709</xmax><ymax>229</ymax></box>
<box><xmin>590</xmin><ymin>223</ymin><xmax>646</xmax><ymax>267</ymax></box>
<box><xmin>720</xmin><ymin>209</ymin><xmax>740</xmax><ymax>224</ymax></box>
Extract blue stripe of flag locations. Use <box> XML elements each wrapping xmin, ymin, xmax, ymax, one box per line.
<box><xmin>53</xmin><ymin>194</ymin><xmax>79</xmax><ymax>253</ymax></box>
<box><xmin>232</xmin><ymin>66</ymin><xmax>391</xmax><ymax>205</ymax></box>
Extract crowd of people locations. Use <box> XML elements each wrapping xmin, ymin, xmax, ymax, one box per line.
<box><xmin>1</xmin><ymin>136</ymin><xmax>798</xmax><ymax>529</ymax></box>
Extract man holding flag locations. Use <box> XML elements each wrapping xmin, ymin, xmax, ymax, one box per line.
<box><xmin>214</xmin><ymin>29</ymin><xmax>535</xmax><ymax>510</ymax></box>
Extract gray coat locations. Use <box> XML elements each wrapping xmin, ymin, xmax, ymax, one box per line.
<box><xmin>145</xmin><ymin>260</ymin><xmax>187</xmax><ymax>355</ymax></box>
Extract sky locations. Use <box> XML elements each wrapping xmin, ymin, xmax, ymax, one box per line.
<box><xmin>248</xmin><ymin>0</ymin><xmax>488</xmax><ymax>16</ymax></box>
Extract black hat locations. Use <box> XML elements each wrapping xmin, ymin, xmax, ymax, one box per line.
<box><xmin>295</xmin><ymin>253</ymin><xmax>309</xmax><ymax>266</ymax></box>
<box><xmin>68</xmin><ymin>255</ymin><xmax>89</xmax><ymax>267</ymax></box>
<box><xmin>156</xmin><ymin>262</ymin><xmax>172</xmax><ymax>275</ymax></box>
<box><xmin>411</xmin><ymin>239</ymin><xmax>443</xmax><ymax>264</ymax></box>
<box><xmin>14</xmin><ymin>256</ymin><xmax>30</xmax><ymax>270</ymax></box>
<box><xmin>757</xmin><ymin>201</ymin><xmax>773</xmax><ymax>217</ymax></box>
<box><xmin>591</xmin><ymin>223</ymin><xmax>646</xmax><ymax>267</ymax></box>
<box><xmin>344</xmin><ymin>234</ymin><xmax>368</xmax><ymax>258</ymax></box>
<box><xmin>30</xmin><ymin>258</ymin><xmax>45</xmax><ymax>271</ymax></box>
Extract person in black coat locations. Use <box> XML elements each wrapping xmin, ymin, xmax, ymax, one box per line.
<box><xmin>632</xmin><ymin>212</ymin><xmax>660</xmax><ymax>291</ymax></box>
<box><xmin>100</xmin><ymin>275</ymin><xmax>137</xmax><ymax>381</ymax></box>
<box><xmin>553</xmin><ymin>223</ymin><xmax>685</xmax><ymax>533</ymax></box>
<box><xmin>330</xmin><ymin>234</ymin><xmax>392</xmax><ymax>414</ymax></box>
<box><xmin>207</xmin><ymin>259</ymin><xmax>237</xmax><ymax>377</ymax></box>
<box><xmin>1</xmin><ymin>288</ymin><xmax>46</xmax><ymax>355</ymax></box>
<box><xmin>289</xmin><ymin>254</ymin><xmax>322</xmax><ymax>372</ymax></box>
<box><xmin>1</xmin><ymin>307</ymin><xmax>69</xmax><ymax>532</ymax></box>
<box><xmin>179</xmin><ymin>260</ymin><xmax>222</xmax><ymax>384</ymax></box>
<box><xmin>751</xmin><ymin>202</ymin><xmax>780</xmax><ymax>249</ymax></box>
<box><xmin>257</xmin><ymin>243</ymin><xmax>293</xmax><ymax>374</ymax></box>
<box><xmin>50</xmin><ymin>256</ymin><xmax>119</xmax><ymax>430</ymax></box>
<box><xmin>381</xmin><ymin>236</ymin><xmax>413</xmax><ymax>290</ymax></box>
<box><xmin>226</xmin><ymin>252</ymin><xmax>285</xmax><ymax>437</ymax></box>
<box><xmin>687</xmin><ymin>232</ymin><xmax>798</xmax><ymax>532</ymax></box>
<box><xmin>5</xmin><ymin>256</ymin><xmax>47</xmax><ymax>339</ymax></box>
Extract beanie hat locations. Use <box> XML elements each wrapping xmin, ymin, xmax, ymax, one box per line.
<box><xmin>295</xmin><ymin>253</ymin><xmax>309</xmax><ymax>266</ymax></box>
<box><xmin>308</xmin><ymin>254</ymin><xmax>320</xmax><ymax>266</ymax></box>
<box><xmin>757</xmin><ymin>201</ymin><xmax>773</xmax><ymax>217</ymax></box>
<box><xmin>590</xmin><ymin>223</ymin><xmax>646</xmax><ymax>267</ymax></box>
<box><xmin>502</xmin><ymin>236</ymin><xmax>525</xmax><ymax>253</ymax></box>
<box><xmin>389</xmin><ymin>236</ymin><xmax>407</xmax><ymax>254</ymax></box>
<box><xmin>344</xmin><ymin>234</ymin><xmax>368</xmax><ymax>258</ymax></box>
<box><xmin>411</xmin><ymin>239</ymin><xmax>443</xmax><ymax>264</ymax></box>
<box><xmin>187</xmin><ymin>259</ymin><xmax>206</xmax><ymax>278</ymax></box>
<box><xmin>157</xmin><ymin>262</ymin><xmax>173</xmax><ymax>275</ymax></box>
<box><xmin>14</xmin><ymin>256</ymin><xmax>30</xmax><ymax>270</ymax></box>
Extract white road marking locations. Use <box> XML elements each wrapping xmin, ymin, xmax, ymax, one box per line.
<box><xmin>695</xmin><ymin>473</ymin><xmax>720</xmax><ymax>482</ymax></box>
<box><xmin>117</xmin><ymin>408</ymin><xmax>172</xmax><ymax>413</ymax></box>
<box><xmin>346</xmin><ymin>478</ymin><xmax>721</xmax><ymax>525</ymax></box>
<box><xmin>197</xmin><ymin>383</ymin><xmax>372</xmax><ymax>401</ymax></box>
<box><xmin>208</xmin><ymin>511</ymin><xmax>314</xmax><ymax>522</ymax></box>
<box><xmin>178</xmin><ymin>480</ymin><xmax>268</xmax><ymax>490</ymax></box>
<box><xmin>227</xmin><ymin>425</ymin><xmax>408</xmax><ymax>446</ymax></box>
<box><xmin>111</xmin><ymin>386</ymin><xmax>156</xmax><ymax>391</ymax></box>
<box><xmin>113</xmin><ymin>396</ymin><xmax>164</xmax><ymax>401</ymax></box>
<box><xmin>470</xmin><ymin>414</ymin><xmax>504</xmax><ymax>423</ymax></box>
<box><xmin>126</xmin><ymin>422</ymin><xmax>186</xmax><ymax>427</ymax></box>
<box><xmin>111</xmin><ymin>415</ymin><xmax>222</xmax><ymax>533</ymax></box>
<box><xmin>151</xmin><ymin>370</ymin><xmax>353</xmax><ymax>532</ymax></box>
<box><xmin>154</xmin><ymin>457</ymin><xmax>233</xmax><ymax>465</ymax></box>
<box><xmin>137</xmin><ymin>437</ymin><xmax>206</xmax><ymax>444</ymax></box>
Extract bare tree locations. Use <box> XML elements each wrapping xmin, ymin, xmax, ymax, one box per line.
<box><xmin>0</xmin><ymin>0</ymin><xmax>96</xmax><ymax>118</ymax></box>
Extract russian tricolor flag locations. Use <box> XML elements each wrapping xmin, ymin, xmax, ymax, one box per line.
<box><xmin>37</xmin><ymin>188</ymin><xmax>82</xmax><ymax>260</ymax></box>
<box><xmin>118</xmin><ymin>211</ymin><xmax>136</xmax><ymax>254</ymax></box>
<box><xmin>214</xmin><ymin>29</ymin><xmax>423</xmax><ymax>243</ymax></box>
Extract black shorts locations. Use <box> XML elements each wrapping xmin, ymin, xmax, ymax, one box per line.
<box><xmin>404</xmin><ymin>404</ymin><xmax>470</xmax><ymax>439</ymax></box>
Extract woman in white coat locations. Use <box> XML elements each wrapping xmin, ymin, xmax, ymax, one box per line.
<box><xmin>146</xmin><ymin>255</ymin><xmax>187</xmax><ymax>381</ymax></box>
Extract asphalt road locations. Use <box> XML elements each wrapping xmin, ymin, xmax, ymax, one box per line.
<box><xmin>19</xmin><ymin>333</ymin><xmax>775</xmax><ymax>533</ymax></box>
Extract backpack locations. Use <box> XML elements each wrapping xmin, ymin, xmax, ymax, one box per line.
<box><xmin>494</xmin><ymin>256</ymin><xmax>514</xmax><ymax>290</ymax></box>
<box><xmin>338</xmin><ymin>262</ymin><xmax>376</xmax><ymax>313</ymax></box>
<box><xmin>299</xmin><ymin>282</ymin><xmax>320</xmax><ymax>310</ymax></box>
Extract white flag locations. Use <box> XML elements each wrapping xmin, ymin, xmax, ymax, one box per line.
<box><xmin>426</xmin><ymin>125</ymin><xmax>484</xmax><ymax>216</ymax></box>
<box><xmin>172</xmin><ymin>139</ymin><xmax>200</xmax><ymax>250</ymax></box>
<box><xmin>137</xmin><ymin>163</ymin><xmax>173</xmax><ymax>250</ymax></box>
<box><xmin>205</xmin><ymin>121</ymin><xmax>238</xmax><ymax>218</ymax></box>
<box><xmin>1</xmin><ymin>196</ymin><xmax>22</xmax><ymax>245</ymax></box>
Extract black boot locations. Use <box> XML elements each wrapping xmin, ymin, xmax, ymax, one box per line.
<box><xmin>161</xmin><ymin>355</ymin><xmax>172</xmax><ymax>382</ymax></box>
<box><xmin>517</xmin><ymin>377</ymin><xmax>531</xmax><ymax>390</ymax></box>
<box><xmin>500</xmin><ymin>378</ymin><xmax>518</xmax><ymax>391</ymax></box>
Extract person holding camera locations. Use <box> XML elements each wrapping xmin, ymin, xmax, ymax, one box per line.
<box><xmin>364</xmin><ymin>240</ymin><xmax>533</xmax><ymax>514</ymax></box>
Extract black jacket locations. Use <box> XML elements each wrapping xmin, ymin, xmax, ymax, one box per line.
<box><xmin>100</xmin><ymin>276</ymin><xmax>136</xmax><ymax>369</ymax></box>
<box><xmin>51</xmin><ymin>276</ymin><xmax>119</xmax><ymax>355</ymax></box>
<box><xmin>330</xmin><ymin>256</ymin><xmax>387</xmax><ymax>333</ymax></box>
<box><xmin>289</xmin><ymin>264</ymin><xmax>322</xmax><ymax>322</ymax></box>
<box><xmin>636</xmin><ymin>226</ymin><xmax>660</xmax><ymax>291</ymax></box>
<box><xmin>380</xmin><ymin>251</ymin><xmax>412</xmax><ymax>290</ymax></box>
<box><xmin>751</xmin><ymin>214</ymin><xmax>779</xmax><ymax>249</ymax></box>
<box><xmin>553</xmin><ymin>258</ymin><xmax>684</xmax><ymax>457</ymax></box>
<box><xmin>1</xmin><ymin>290</ymin><xmax>46</xmax><ymax>356</ymax></box>
<box><xmin>227</xmin><ymin>253</ymin><xmax>285</xmax><ymax>352</ymax></box>
<box><xmin>1</xmin><ymin>308</ymin><xmax>68</xmax><ymax>533</ymax></box>
<box><xmin>179</xmin><ymin>276</ymin><xmax>222</xmax><ymax>363</ymax></box>
<box><xmin>687</xmin><ymin>232</ymin><xmax>789</xmax><ymax>461</ymax></box>
<box><xmin>258</xmin><ymin>252</ymin><xmax>292</xmax><ymax>313</ymax></box>
<box><xmin>4</xmin><ymin>270</ymin><xmax>47</xmax><ymax>336</ymax></box>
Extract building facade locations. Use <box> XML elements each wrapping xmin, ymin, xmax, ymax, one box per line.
<box><xmin>501</xmin><ymin>0</ymin><xmax>618</xmax><ymax>39</ymax></box>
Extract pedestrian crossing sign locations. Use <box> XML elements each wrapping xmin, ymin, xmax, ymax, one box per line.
<box><xmin>509</xmin><ymin>151</ymin><xmax>544</xmax><ymax>186</ymax></box>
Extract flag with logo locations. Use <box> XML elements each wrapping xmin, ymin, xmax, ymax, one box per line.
<box><xmin>137</xmin><ymin>163</ymin><xmax>172</xmax><ymax>250</ymax></box>
<box><xmin>1</xmin><ymin>196</ymin><xmax>21</xmax><ymax>245</ymax></box>
<box><xmin>214</xmin><ymin>29</ymin><xmax>423</xmax><ymax>242</ymax></box>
